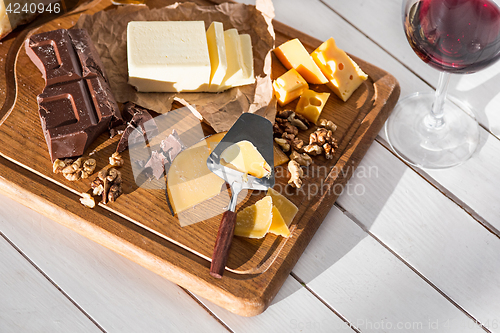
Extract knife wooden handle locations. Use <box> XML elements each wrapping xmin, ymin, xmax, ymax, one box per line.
<box><xmin>210</xmin><ymin>210</ymin><xmax>237</xmax><ymax>279</ymax></box>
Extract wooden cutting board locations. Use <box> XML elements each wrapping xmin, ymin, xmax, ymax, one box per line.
<box><xmin>0</xmin><ymin>0</ymin><xmax>400</xmax><ymax>316</ymax></box>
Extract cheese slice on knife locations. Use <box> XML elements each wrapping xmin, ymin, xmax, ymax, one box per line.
<box><xmin>220</xmin><ymin>140</ymin><xmax>271</xmax><ymax>178</ymax></box>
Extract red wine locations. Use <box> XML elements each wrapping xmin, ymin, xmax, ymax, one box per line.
<box><xmin>405</xmin><ymin>0</ymin><xmax>500</xmax><ymax>73</ymax></box>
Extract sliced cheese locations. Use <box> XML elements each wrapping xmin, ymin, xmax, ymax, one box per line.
<box><xmin>311</xmin><ymin>37</ymin><xmax>368</xmax><ymax>102</ymax></box>
<box><xmin>234</xmin><ymin>196</ymin><xmax>273</xmax><ymax>238</ymax></box>
<box><xmin>218</xmin><ymin>29</ymin><xmax>255</xmax><ymax>91</ymax></box>
<box><xmin>167</xmin><ymin>132</ymin><xmax>226</xmax><ymax>214</ymax></box>
<box><xmin>295</xmin><ymin>89</ymin><xmax>331</xmax><ymax>124</ymax></box>
<box><xmin>266</xmin><ymin>188</ymin><xmax>298</xmax><ymax>227</ymax></box>
<box><xmin>274</xmin><ymin>38</ymin><xmax>328</xmax><ymax>84</ymax></box>
<box><xmin>127</xmin><ymin>21</ymin><xmax>211</xmax><ymax>92</ymax></box>
<box><xmin>239</xmin><ymin>34</ymin><xmax>255</xmax><ymax>85</ymax></box>
<box><xmin>273</xmin><ymin>68</ymin><xmax>309</xmax><ymax>106</ymax></box>
<box><xmin>206</xmin><ymin>22</ymin><xmax>227</xmax><ymax>91</ymax></box>
<box><xmin>268</xmin><ymin>206</ymin><xmax>290</xmax><ymax>237</ymax></box>
<box><xmin>220</xmin><ymin>140</ymin><xmax>271</xmax><ymax>178</ymax></box>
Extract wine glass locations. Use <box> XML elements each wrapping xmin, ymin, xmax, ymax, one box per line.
<box><xmin>385</xmin><ymin>0</ymin><xmax>500</xmax><ymax>169</ymax></box>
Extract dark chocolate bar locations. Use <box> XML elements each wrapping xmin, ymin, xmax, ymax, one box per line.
<box><xmin>25</xmin><ymin>28</ymin><xmax>122</xmax><ymax>161</ymax></box>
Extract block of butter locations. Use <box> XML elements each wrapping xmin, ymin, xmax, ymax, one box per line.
<box><xmin>127</xmin><ymin>21</ymin><xmax>212</xmax><ymax>93</ymax></box>
<box><xmin>311</xmin><ymin>37</ymin><xmax>368</xmax><ymax>102</ymax></box>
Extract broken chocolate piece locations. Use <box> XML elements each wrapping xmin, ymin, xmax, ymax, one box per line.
<box><xmin>160</xmin><ymin>129</ymin><xmax>186</xmax><ymax>163</ymax></box>
<box><xmin>116</xmin><ymin>102</ymin><xmax>159</xmax><ymax>153</ymax></box>
<box><xmin>25</xmin><ymin>28</ymin><xmax>122</xmax><ymax>162</ymax></box>
<box><xmin>144</xmin><ymin>150</ymin><xmax>168</xmax><ymax>180</ymax></box>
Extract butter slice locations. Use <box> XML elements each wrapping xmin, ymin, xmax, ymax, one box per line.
<box><xmin>234</xmin><ymin>196</ymin><xmax>273</xmax><ymax>238</ymax></box>
<box><xmin>274</xmin><ymin>38</ymin><xmax>328</xmax><ymax>85</ymax></box>
<box><xmin>239</xmin><ymin>34</ymin><xmax>255</xmax><ymax>86</ymax></box>
<box><xmin>268</xmin><ymin>206</ymin><xmax>290</xmax><ymax>237</ymax></box>
<box><xmin>273</xmin><ymin>68</ymin><xmax>309</xmax><ymax>106</ymax></box>
<box><xmin>295</xmin><ymin>89</ymin><xmax>331</xmax><ymax>124</ymax></box>
<box><xmin>206</xmin><ymin>22</ymin><xmax>227</xmax><ymax>91</ymax></box>
<box><xmin>127</xmin><ymin>21</ymin><xmax>211</xmax><ymax>92</ymax></box>
<box><xmin>311</xmin><ymin>37</ymin><xmax>368</xmax><ymax>102</ymax></box>
<box><xmin>218</xmin><ymin>29</ymin><xmax>255</xmax><ymax>91</ymax></box>
<box><xmin>221</xmin><ymin>140</ymin><xmax>271</xmax><ymax>178</ymax></box>
<box><xmin>266</xmin><ymin>188</ymin><xmax>298</xmax><ymax>227</ymax></box>
<box><xmin>167</xmin><ymin>133</ymin><xmax>226</xmax><ymax>214</ymax></box>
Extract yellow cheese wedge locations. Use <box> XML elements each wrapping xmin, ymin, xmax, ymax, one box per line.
<box><xmin>234</xmin><ymin>196</ymin><xmax>273</xmax><ymax>238</ymax></box>
<box><xmin>295</xmin><ymin>89</ymin><xmax>331</xmax><ymax>124</ymax></box>
<box><xmin>206</xmin><ymin>22</ymin><xmax>228</xmax><ymax>91</ymax></box>
<box><xmin>274</xmin><ymin>38</ymin><xmax>328</xmax><ymax>85</ymax></box>
<box><xmin>221</xmin><ymin>140</ymin><xmax>271</xmax><ymax>178</ymax></box>
<box><xmin>268</xmin><ymin>206</ymin><xmax>290</xmax><ymax>237</ymax></box>
<box><xmin>273</xmin><ymin>68</ymin><xmax>309</xmax><ymax>106</ymax></box>
<box><xmin>273</xmin><ymin>143</ymin><xmax>289</xmax><ymax>166</ymax></box>
<box><xmin>311</xmin><ymin>37</ymin><xmax>368</xmax><ymax>102</ymax></box>
<box><xmin>167</xmin><ymin>133</ymin><xmax>226</xmax><ymax>214</ymax></box>
<box><xmin>266</xmin><ymin>188</ymin><xmax>298</xmax><ymax>227</ymax></box>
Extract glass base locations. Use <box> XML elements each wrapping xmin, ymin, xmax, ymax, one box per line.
<box><xmin>385</xmin><ymin>92</ymin><xmax>480</xmax><ymax>169</ymax></box>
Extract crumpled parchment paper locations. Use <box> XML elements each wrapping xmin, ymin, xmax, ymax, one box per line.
<box><xmin>75</xmin><ymin>0</ymin><xmax>276</xmax><ymax>132</ymax></box>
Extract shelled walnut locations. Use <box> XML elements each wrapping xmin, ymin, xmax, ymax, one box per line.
<box><xmin>288</xmin><ymin>160</ymin><xmax>303</xmax><ymax>188</ymax></box>
<box><xmin>53</xmin><ymin>157</ymin><xmax>96</xmax><ymax>181</ymax></box>
<box><xmin>89</xmin><ymin>168</ymin><xmax>123</xmax><ymax>205</ymax></box>
<box><xmin>109</xmin><ymin>152</ymin><xmax>124</xmax><ymax>167</ymax></box>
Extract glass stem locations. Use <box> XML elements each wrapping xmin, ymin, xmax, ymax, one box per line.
<box><xmin>427</xmin><ymin>71</ymin><xmax>451</xmax><ymax>129</ymax></box>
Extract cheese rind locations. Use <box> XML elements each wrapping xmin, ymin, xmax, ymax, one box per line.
<box><xmin>272</xmin><ymin>69</ymin><xmax>309</xmax><ymax>106</ymax></box>
<box><xmin>206</xmin><ymin>22</ymin><xmax>227</xmax><ymax>91</ymax></box>
<box><xmin>266</xmin><ymin>188</ymin><xmax>298</xmax><ymax>227</ymax></box>
<box><xmin>274</xmin><ymin>38</ymin><xmax>328</xmax><ymax>85</ymax></box>
<box><xmin>167</xmin><ymin>133</ymin><xmax>226</xmax><ymax>214</ymax></box>
<box><xmin>234</xmin><ymin>196</ymin><xmax>273</xmax><ymax>238</ymax></box>
<box><xmin>221</xmin><ymin>140</ymin><xmax>271</xmax><ymax>178</ymax></box>
<box><xmin>311</xmin><ymin>37</ymin><xmax>368</xmax><ymax>102</ymax></box>
<box><xmin>295</xmin><ymin>89</ymin><xmax>331</xmax><ymax>124</ymax></box>
<box><xmin>127</xmin><ymin>21</ymin><xmax>211</xmax><ymax>92</ymax></box>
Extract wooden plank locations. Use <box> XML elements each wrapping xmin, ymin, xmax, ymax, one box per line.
<box><xmin>0</xmin><ymin>194</ymin><xmax>229</xmax><ymax>333</ymax></box>
<box><xmin>195</xmin><ymin>277</ymin><xmax>355</xmax><ymax>333</ymax></box>
<box><xmin>336</xmin><ymin>142</ymin><xmax>500</xmax><ymax>332</ymax></box>
<box><xmin>292</xmin><ymin>206</ymin><xmax>485</xmax><ymax>332</ymax></box>
<box><xmin>0</xmin><ymin>0</ymin><xmax>399</xmax><ymax>315</ymax></box>
<box><xmin>0</xmin><ymin>235</ymin><xmax>102</xmax><ymax>333</ymax></box>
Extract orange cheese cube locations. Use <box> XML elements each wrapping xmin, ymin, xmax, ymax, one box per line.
<box><xmin>274</xmin><ymin>39</ymin><xmax>328</xmax><ymax>84</ymax></box>
<box><xmin>273</xmin><ymin>68</ymin><xmax>309</xmax><ymax>106</ymax></box>
<box><xmin>295</xmin><ymin>89</ymin><xmax>330</xmax><ymax>124</ymax></box>
<box><xmin>311</xmin><ymin>37</ymin><xmax>368</xmax><ymax>102</ymax></box>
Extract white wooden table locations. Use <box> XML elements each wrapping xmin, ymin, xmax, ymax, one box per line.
<box><xmin>2</xmin><ymin>0</ymin><xmax>500</xmax><ymax>332</ymax></box>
